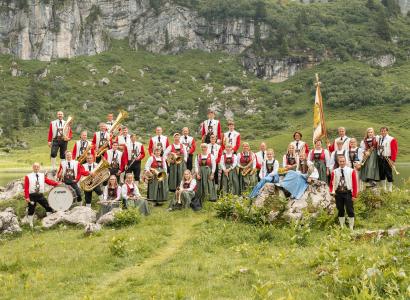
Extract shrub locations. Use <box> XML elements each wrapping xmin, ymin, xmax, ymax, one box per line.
<box><xmin>109</xmin><ymin>208</ymin><xmax>141</xmax><ymax>228</ymax></box>
<box><xmin>109</xmin><ymin>236</ymin><xmax>128</xmax><ymax>257</ymax></box>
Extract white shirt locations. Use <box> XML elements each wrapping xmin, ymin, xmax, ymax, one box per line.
<box><xmin>255</xmin><ymin>151</ymin><xmax>266</xmax><ymax>168</ymax></box>
<box><xmin>163</xmin><ymin>144</ymin><xmax>188</xmax><ymax>162</ymax></box>
<box><xmin>127</xmin><ymin>141</ymin><xmax>144</xmax><ymax>161</ymax></box>
<box><xmin>219</xmin><ymin>153</ymin><xmax>238</xmax><ymax>170</ymax></box>
<box><xmin>180</xmin><ymin>135</ymin><xmax>195</xmax><ymax>153</ymax></box>
<box><xmin>145</xmin><ymin>156</ymin><xmax>168</xmax><ymax>173</ymax></box>
<box><xmin>117</xmin><ymin>134</ymin><xmax>132</xmax><ymax>149</ymax></box>
<box><xmin>308</xmin><ymin>148</ymin><xmax>331</xmax><ymax>167</ymax></box>
<box><xmin>260</xmin><ymin>159</ymin><xmax>280</xmax><ymax>179</ymax></box>
<box><xmin>223</xmin><ymin>130</ymin><xmax>240</xmax><ymax>149</ymax></box>
<box><xmin>179</xmin><ymin>179</ymin><xmax>197</xmax><ymax>192</ymax></box>
<box><xmin>331</xmin><ymin>136</ymin><xmax>350</xmax><ymax>152</ymax></box>
<box><xmin>194</xmin><ymin>153</ymin><xmax>216</xmax><ymax>174</ymax></box>
<box><xmin>121</xmin><ymin>183</ymin><xmax>141</xmax><ymax>200</ymax></box>
<box><xmin>290</xmin><ymin>140</ymin><xmax>307</xmax><ymax>154</ymax></box>
<box><xmin>103</xmin><ymin>186</ymin><xmax>121</xmax><ymax>201</ymax></box>
<box><xmin>377</xmin><ymin>134</ymin><xmax>395</xmax><ymax>157</ymax></box>
<box><xmin>27</xmin><ymin>172</ymin><xmax>45</xmax><ymax>194</ymax></box>
<box><xmin>328</xmin><ymin>149</ymin><xmax>349</xmax><ymax>170</ymax></box>
<box><xmin>331</xmin><ymin>167</ymin><xmax>355</xmax><ymax>193</ymax></box>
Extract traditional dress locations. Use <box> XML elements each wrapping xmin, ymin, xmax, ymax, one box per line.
<box><xmin>48</xmin><ymin>119</ymin><xmax>72</xmax><ymax>160</ymax></box>
<box><xmin>219</xmin><ymin>153</ymin><xmax>240</xmax><ymax>195</ymax></box>
<box><xmin>201</xmin><ymin>119</ymin><xmax>222</xmax><ymax>144</ymax></box>
<box><xmin>180</xmin><ymin>135</ymin><xmax>196</xmax><ymax>171</ymax></box>
<box><xmin>148</xmin><ymin>135</ymin><xmax>169</xmax><ymax>156</ymax></box>
<box><xmin>92</xmin><ymin>130</ymin><xmax>110</xmax><ymax>162</ymax></box>
<box><xmin>121</xmin><ymin>183</ymin><xmax>150</xmax><ymax>215</ymax></box>
<box><xmin>237</xmin><ymin>151</ymin><xmax>257</xmax><ymax>192</ymax></box>
<box><xmin>117</xmin><ymin>134</ymin><xmax>131</xmax><ymax>149</ymax></box>
<box><xmin>329</xmin><ymin>136</ymin><xmax>351</xmax><ymax>152</ymax></box>
<box><xmin>223</xmin><ymin>130</ymin><xmax>241</xmax><ymax>153</ymax></box>
<box><xmin>102</xmin><ymin>185</ymin><xmax>121</xmax><ymax>214</ymax></box>
<box><xmin>207</xmin><ymin>143</ymin><xmax>222</xmax><ymax>185</ymax></box>
<box><xmin>164</xmin><ymin>144</ymin><xmax>188</xmax><ymax>192</ymax></box>
<box><xmin>104</xmin><ymin>149</ymin><xmax>128</xmax><ymax>181</ymax></box>
<box><xmin>125</xmin><ymin>141</ymin><xmax>145</xmax><ymax>182</ymax></box>
<box><xmin>308</xmin><ymin>148</ymin><xmax>330</xmax><ymax>183</ymax></box>
<box><xmin>255</xmin><ymin>150</ymin><xmax>267</xmax><ymax>181</ymax></box>
<box><xmin>360</xmin><ymin>138</ymin><xmax>379</xmax><ymax>182</ymax></box>
<box><xmin>377</xmin><ymin>134</ymin><xmax>398</xmax><ymax>186</ymax></box>
<box><xmin>249</xmin><ymin>159</ymin><xmax>279</xmax><ymax>199</ymax></box>
<box><xmin>169</xmin><ymin>179</ymin><xmax>197</xmax><ymax>210</ymax></box>
<box><xmin>72</xmin><ymin>139</ymin><xmax>92</xmax><ymax>160</ymax></box>
<box><xmin>348</xmin><ymin>147</ymin><xmax>363</xmax><ymax>189</ymax></box>
<box><xmin>290</xmin><ymin>140</ymin><xmax>309</xmax><ymax>156</ymax></box>
<box><xmin>82</xmin><ymin>162</ymin><xmax>103</xmax><ymax>206</ymax></box>
<box><xmin>194</xmin><ymin>153</ymin><xmax>217</xmax><ymax>202</ymax></box>
<box><xmin>24</xmin><ymin>172</ymin><xmax>59</xmax><ymax>217</ymax></box>
<box><xmin>145</xmin><ymin>155</ymin><xmax>169</xmax><ymax>204</ymax></box>
<box><xmin>328</xmin><ymin>149</ymin><xmax>349</xmax><ymax>170</ymax></box>
<box><xmin>282</xmin><ymin>154</ymin><xmax>299</xmax><ymax>170</ymax></box>
<box><xmin>281</xmin><ymin>161</ymin><xmax>319</xmax><ymax>200</ymax></box>
<box><xmin>58</xmin><ymin>160</ymin><xmax>87</xmax><ymax>202</ymax></box>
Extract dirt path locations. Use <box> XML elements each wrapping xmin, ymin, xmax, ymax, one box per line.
<box><xmin>85</xmin><ymin>215</ymin><xmax>206</xmax><ymax>299</ymax></box>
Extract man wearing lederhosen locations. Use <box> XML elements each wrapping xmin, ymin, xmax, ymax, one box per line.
<box><xmin>104</xmin><ymin>141</ymin><xmax>128</xmax><ymax>183</ymax></box>
<box><xmin>82</xmin><ymin>155</ymin><xmax>103</xmax><ymax>207</ymax></box>
<box><xmin>377</xmin><ymin>127</ymin><xmax>398</xmax><ymax>192</ymax></box>
<box><xmin>92</xmin><ymin>122</ymin><xmax>110</xmax><ymax>163</ymax></box>
<box><xmin>180</xmin><ymin>127</ymin><xmax>196</xmax><ymax>171</ymax></box>
<box><xmin>223</xmin><ymin>120</ymin><xmax>241</xmax><ymax>154</ymax></box>
<box><xmin>125</xmin><ymin>134</ymin><xmax>145</xmax><ymax>182</ymax></box>
<box><xmin>24</xmin><ymin>163</ymin><xmax>60</xmax><ymax>227</ymax></box>
<box><xmin>201</xmin><ymin>109</ymin><xmax>222</xmax><ymax>144</ymax></box>
<box><xmin>72</xmin><ymin>131</ymin><xmax>92</xmax><ymax>161</ymax></box>
<box><xmin>330</xmin><ymin>156</ymin><xmax>358</xmax><ymax>230</ymax></box>
<box><xmin>148</xmin><ymin>127</ymin><xmax>169</xmax><ymax>156</ymax></box>
<box><xmin>48</xmin><ymin>111</ymin><xmax>72</xmax><ymax>172</ymax></box>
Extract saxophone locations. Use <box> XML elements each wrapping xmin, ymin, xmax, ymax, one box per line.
<box><xmin>80</xmin><ymin>159</ymin><xmax>111</xmax><ymax>192</ymax></box>
<box><xmin>77</xmin><ymin>144</ymin><xmax>93</xmax><ymax>164</ymax></box>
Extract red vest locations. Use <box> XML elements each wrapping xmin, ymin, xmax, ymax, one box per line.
<box><xmin>171</xmin><ymin>144</ymin><xmax>185</xmax><ymax>154</ymax></box>
<box><xmin>239</xmin><ymin>152</ymin><xmax>252</xmax><ymax>165</ymax></box>
<box><xmin>151</xmin><ymin>157</ymin><xmax>164</xmax><ymax>169</ymax></box>
<box><xmin>310</xmin><ymin>149</ymin><xmax>325</xmax><ymax>161</ymax></box>
<box><xmin>198</xmin><ymin>154</ymin><xmax>212</xmax><ymax>167</ymax></box>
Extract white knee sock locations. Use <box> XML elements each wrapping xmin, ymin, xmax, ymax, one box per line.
<box><xmin>348</xmin><ymin>217</ymin><xmax>355</xmax><ymax>230</ymax></box>
<box><xmin>86</xmin><ymin>203</ymin><xmax>91</xmax><ymax>208</ymax></box>
<box><xmin>28</xmin><ymin>215</ymin><xmax>34</xmax><ymax>228</ymax></box>
<box><xmin>387</xmin><ymin>182</ymin><xmax>393</xmax><ymax>192</ymax></box>
<box><xmin>380</xmin><ymin>180</ymin><xmax>387</xmax><ymax>191</ymax></box>
<box><xmin>51</xmin><ymin>157</ymin><xmax>56</xmax><ymax>170</ymax></box>
<box><xmin>338</xmin><ymin>217</ymin><xmax>345</xmax><ymax>228</ymax></box>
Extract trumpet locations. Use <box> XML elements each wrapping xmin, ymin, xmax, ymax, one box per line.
<box><xmin>145</xmin><ymin>168</ymin><xmax>167</xmax><ymax>182</ymax></box>
<box><xmin>77</xmin><ymin>144</ymin><xmax>93</xmax><ymax>164</ymax></box>
<box><xmin>63</xmin><ymin>116</ymin><xmax>73</xmax><ymax>141</ymax></box>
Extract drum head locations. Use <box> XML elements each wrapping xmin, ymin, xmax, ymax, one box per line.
<box><xmin>48</xmin><ymin>185</ymin><xmax>75</xmax><ymax>211</ymax></box>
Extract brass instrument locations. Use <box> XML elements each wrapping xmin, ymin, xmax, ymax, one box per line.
<box><xmin>96</xmin><ymin>142</ymin><xmax>109</xmax><ymax>158</ymax></box>
<box><xmin>63</xmin><ymin>116</ymin><xmax>73</xmax><ymax>141</ymax></box>
<box><xmin>167</xmin><ymin>152</ymin><xmax>183</xmax><ymax>165</ymax></box>
<box><xmin>361</xmin><ymin>147</ymin><xmax>374</xmax><ymax>166</ymax></box>
<box><xmin>109</xmin><ymin>110</ymin><xmax>129</xmax><ymax>137</ymax></box>
<box><xmin>385</xmin><ymin>157</ymin><xmax>400</xmax><ymax>175</ymax></box>
<box><xmin>80</xmin><ymin>159</ymin><xmax>111</xmax><ymax>192</ymax></box>
<box><xmin>77</xmin><ymin>144</ymin><xmax>93</xmax><ymax>164</ymax></box>
<box><xmin>240</xmin><ymin>163</ymin><xmax>254</xmax><ymax>176</ymax></box>
<box><xmin>145</xmin><ymin>168</ymin><xmax>167</xmax><ymax>182</ymax></box>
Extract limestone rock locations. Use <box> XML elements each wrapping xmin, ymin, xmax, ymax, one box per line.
<box><xmin>157</xmin><ymin>107</ymin><xmax>167</xmax><ymax>116</ymax></box>
<box><xmin>114</xmin><ymin>91</ymin><xmax>125</xmax><ymax>97</ymax></box>
<box><xmin>99</xmin><ymin>77</ymin><xmax>110</xmax><ymax>86</ymax></box>
<box><xmin>97</xmin><ymin>208</ymin><xmax>121</xmax><ymax>225</ymax></box>
<box><xmin>42</xmin><ymin>206</ymin><xmax>97</xmax><ymax>228</ymax></box>
<box><xmin>0</xmin><ymin>179</ymin><xmax>24</xmax><ymax>201</ymax></box>
<box><xmin>0</xmin><ymin>207</ymin><xmax>21</xmax><ymax>234</ymax></box>
<box><xmin>368</xmin><ymin>54</ymin><xmax>396</xmax><ymax>68</ymax></box>
<box><xmin>84</xmin><ymin>222</ymin><xmax>102</xmax><ymax>235</ymax></box>
<box><xmin>108</xmin><ymin>65</ymin><xmax>126</xmax><ymax>75</ymax></box>
<box><xmin>42</xmin><ymin>211</ymin><xmax>67</xmax><ymax>229</ymax></box>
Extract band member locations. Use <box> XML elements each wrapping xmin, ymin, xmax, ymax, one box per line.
<box><xmin>82</xmin><ymin>155</ymin><xmax>103</xmax><ymax>208</ymax></box>
<box><xmin>250</xmin><ymin>149</ymin><xmax>279</xmax><ymax>198</ymax></box>
<box><xmin>194</xmin><ymin>143</ymin><xmax>217</xmax><ymax>202</ymax></box>
<box><xmin>328</xmin><ymin>127</ymin><xmax>350</xmax><ymax>152</ymax></box>
<box><xmin>348</xmin><ymin>138</ymin><xmax>363</xmax><ymax>190</ymax></box>
<box><xmin>281</xmin><ymin>153</ymin><xmax>319</xmax><ymax>200</ymax></box>
<box><xmin>24</xmin><ymin>163</ymin><xmax>60</xmax><ymax>227</ymax></box>
<box><xmin>180</xmin><ymin>127</ymin><xmax>196</xmax><ymax>171</ymax></box>
<box><xmin>117</xmin><ymin>126</ymin><xmax>131</xmax><ymax>151</ymax></box>
<box><xmin>290</xmin><ymin>131</ymin><xmax>309</xmax><ymax>156</ymax></box>
<box><xmin>106</xmin><ymin>113</ymin><xmax>114</xmax><ymax>132</ymax></box>
<box><xmin>169</xmin><ymin>170</ymin><xmax>197</xmax><ymax>210</ymax></box>
<box><xmin>121</xmin><ymin>173</ymin><xmax>150</xmax><ymax>215</ymax></box>
<box><xmin>148</xmin><ymin>127</ymin><xmax>170</xmax><ymax>156</ymax></box>
<box><xmin>104</xmin><ymin>141</ymin><xmax>128</xmax><ymax>182</ymax></box>
<box><xmin>144</xmin><ymin>147</ymin><xmax>169</xmax><ymax>205</ymax></box>
<box><xmin>360</xmin><ymin>128</ymin><xmax>379</xmax><ymax>187</ymax></box>
<box><xmin>207</xmin><ymin>134</ymin><xmax>223</xmax><ymax>186</ymax></box>
<box><xmin>330</xmin><ymin>156</ymin><xmax>358</xmax><ymax>230</ymax></box>
<box><xmin>255</xmin><ymin>142</ymin><xmax>267</xmax><ymax>181</ymax></box>
<box><xmin>283</xmin><ymin>143</ymin><xmax>299</xmax><ymax>171</ymax></box>
<box><xmin>164</xmin><ymin>133</ymin><xmax>188</xmax><ymax>192</ymax></box>
<box><xmin>329</xmin><ymin>139</ymin><xmax>350</xmax><ymax>170</ymax></box>
<box><xmin>308</xmin><ymin>139</ymin><xmax>330</xmax><ymax>183</ymax></box>
<box><xmin>201</xmin><ymin>109</ymin><xmax>222</xmax><ymax>144</ymax></box>
<box><xmin>72</xmin><ymin>131</ymin><xmax>92</xmax><ymax>160</ymax></box>
<box><xmin>223</xmin><ymin>120</ymin><xmax>241</xmax><ymax>153</ymax></box>
<box><xmin>125</xmin><ymin>134</ymin><xmax>145</xmax><ymax>182</ymax></box>
<box><xmin>377</xmin><ymin>127</ymin><xmax>398</xmax><ymax>192</ymax></box>
<box><xmin>92</xmin><ymin>122</ymin><xmax>110</xmax><ymax>163</ymax></box>
<box><xmin>219</xmin><ymin>144</ymin><xmax>240</xmax><ymax>195</ymax></box>
<box><xmin>103</xmin><ymin>175</ymin><xmax>121</xmax><ymax>201</ymax></box>
<box><xmin>237</xmin><ymin>142</ymin><xmax>257</xmax><ymax>192</ymax></box>
<box><xmin>57</xmin><ymin>151</ymin><xmax>87</xmax><ymax>203</ymax></box>
<box><xmin>48</xmin><ymin>111</ymin><xmax>72</xmax><ymax>171</ymax></box>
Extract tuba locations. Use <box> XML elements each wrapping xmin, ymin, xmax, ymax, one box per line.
<box><xmin>96</xmin><ymin>142</ymin><xmax>109</xmax><ymax>158</ymax></box>
<box><xmin>109</xmin><ymin>110</ymin><xmax>128</xmax><ymax>137</ymax></box>
<box><xmin>145</xmin><ymin>168</ymin><xmax>167</xmax><ymax>182</ymax></box>
<box><xmin>80</xmin><ymin>159</ymin><xmax>111</xmax><ymax>192</ymax></box>
<box><xmin>63</xmin><ymin>116</ymin><xmax>73</xmax><ymax>141</ymax></box>
<box><xmin>77</xmin><ymin>144</ymin><xmax>93</xmax><ymax>164</ymax></box>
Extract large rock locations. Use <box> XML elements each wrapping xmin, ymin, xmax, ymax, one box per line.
<box><xmin>0</xmin><ymin>179</ymin><xmax>24</xmax><ymax>201</ymax></box>
<box><xmin>0</xmin><ymin>207</ymin><xmax>22</xmax><ymax>234</ymax></box>
<box><xmin>255</xmin><ymin>181</ymin><xmax>335</xmax><ymax>220</ymax></box>
<box><xmin>96</xmin><ymin>208</ymin><xmax>121</xmax><ymax>225</ymax></box>
<box><xmin>42</xmin><ymin>206</ymin><xmax>97</xmax><ymax>228</ymax></box>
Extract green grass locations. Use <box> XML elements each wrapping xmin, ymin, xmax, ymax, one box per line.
<box><xmin>0</xmin><ymin>186</ymin><xmax>409</xmax><ymax>299</ymax></box>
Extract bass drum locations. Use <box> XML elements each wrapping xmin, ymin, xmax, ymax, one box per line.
<box><xmin>48</xmin><ymin>184</ymin><xmax>76</xmax><ymax>211</ymax></box>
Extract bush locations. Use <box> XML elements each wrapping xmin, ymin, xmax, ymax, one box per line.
<box><xmin>109</xmin><ymin>208</ymin><xmax>141</xmax><ymax>228</ymax></box>
<box><xmin>109</xmin><ymin>236</ymin><xmax>128</xmax><ymax>257</ymax></box>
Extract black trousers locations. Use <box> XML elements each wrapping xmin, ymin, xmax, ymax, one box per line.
<box><xmin>125</xmin><ymin>160</ymin><xmax>141</xmax><ymax>182</ymax></box>
<box><xmin>186</xmin><ymin>154</ymin><xmax>193</xmax><ymax>171</ymax></box>
<box><xmin>214</xmin><ymin>164</ymin><xmax>219</xmax><ymax>185</ymax></box>
<box><xmin>378</xmin><ymin>157</ymin><xmax>393</xmax><ymax>182</ymax></box>
<box><xmin>84</xmin><ymin>186</ymin><xmax>103</xmax><ymax>204</ymax></box>
<box><xmin>335</xmin><ymin>191</ymin><xmax>354</xmax><ymax>218</ymax></box>
<box><xmin>28</xmin><ymin>193</ymin><xmax>53</xmax><ymax>215</ymax></box>
<box><xmin>65</xmin><ymin>181</ymin><xmax>82</xmax><ymax>201</ymax></box>
<box><xmin>51</xmin><ymin>139</ymin><xmax>67</xmax><ymax>159</ymax></box>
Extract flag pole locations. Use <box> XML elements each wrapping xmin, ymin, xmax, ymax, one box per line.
<box><xmin>315</xmin><ymin>73</ymin><xmax>329</xmax><ymax>146</ymax></box>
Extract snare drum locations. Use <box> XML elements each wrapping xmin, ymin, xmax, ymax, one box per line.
<box><xmin>48</xmin><ymin>184</ymin><xmax>76</xmax><ymax>211</ymax></box>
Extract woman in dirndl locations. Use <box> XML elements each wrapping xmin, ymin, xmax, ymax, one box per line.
<box><xmin>308</xmin><ymin>139</ymin><xmax>330</xmax><ymax>183</ymax></box>
<box><xmin>283</xmin><ymin>143</ymin><xmax>299</xmax><ymax>171</ymax></box>
<box><xmin>144</xmin><ymin>147</ymin><xmax>169</xmax><ymax>205</ymax></box>
<box><xmin>237</xmin><ymin>142</ymin><xmax>257</xmax><ymax>193</ymax></box>
<box><xmin>121</xmin><ymin>173</ymin><xmax>150</xmax><ymax>215</ymax></box>
<box><xmin>195</xmin><ymin>143</ymin><xmax>217</xmax><ymax>202</ymax></box>
<box><xmin>219</xmin><ymin>143</ymin><xmax>240</xmax><ymax>195</ymax></box>
<box><xmin>359</xmin><ymin>127</ymin><xmax>380</xmax><ymax>187</ymax></box>
<box><xmin>169</xmin><ymin>170</ymin><xmax>197</xmax><ymax>210</ymax></box>
<box><xmin>101</xmin><ymin>175</ymin><xmax>122</xmax><ymax>214</ymax></box>
<box><xmin>163</xmin><ymin>133</ymin><xmax>187</xmax><ymax>192</ymax></box>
